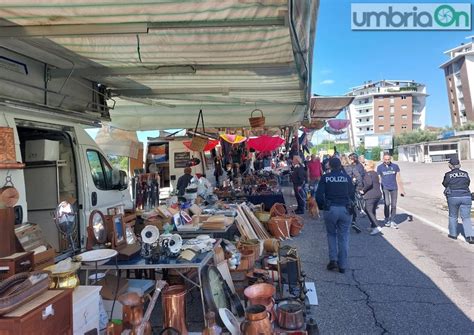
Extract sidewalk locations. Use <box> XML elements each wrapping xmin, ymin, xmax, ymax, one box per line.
<box><xmin>283</xmin><ymin>186</ymin><xmax>473</xmax><ymax>334</ymax></box>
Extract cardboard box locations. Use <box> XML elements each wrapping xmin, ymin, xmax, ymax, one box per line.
<box><xmin>25</xmin><ymin>139</ymin><xmax>60</xmax><ymax>162</ymax></box>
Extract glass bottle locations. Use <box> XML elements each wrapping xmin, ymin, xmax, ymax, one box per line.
<box><xmin>202</xmin><ymin>311</ymin><xmax>222</xmax><ymax>335</ymax></box>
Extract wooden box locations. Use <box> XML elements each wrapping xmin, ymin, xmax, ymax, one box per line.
<box><xmin>0</xmin><ymin>289</ymin><xmax>73</xmax><ymax>335</ymax></box>
<box><xmin>0</xmin><ymin>252</ymin><xmax>34</xmax><ymax>280</ymax></box>
<box><xmin>14</xmin><ymin>224</ymin><xmax>56</xmax><ymax>270</ymax></box>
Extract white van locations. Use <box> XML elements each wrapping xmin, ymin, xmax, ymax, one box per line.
<box><xmin>0</xmin><ymin>46</ymin><xmax>131</xmax><ymax>257</ymax></box>
<box><xmin>0</xmin><ymin>111</ymin><xmax>131</xmax><ymax>255</ymax></box>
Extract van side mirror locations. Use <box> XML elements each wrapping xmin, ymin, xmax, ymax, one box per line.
<box><xmin>112</xmin><ymin>169</ymin><xmax>129</xmax><ymax>191</ymax></box>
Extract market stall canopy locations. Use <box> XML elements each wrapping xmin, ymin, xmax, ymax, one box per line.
<box><xmin>309</xmin><ymin>96</ymin><xmax>354</xmax><ymax>120</ymax></box>
<box><xmin>95</xmin><ymin>125</ymin><xmax>141</xmax><ymax>159</ymax></box>
<box><xmin>0</xmin><ymin>1</ymin><xmax>318</xmax><ymax>130</ymax></box>
<box><xmin>248</xmin><ymin>135</ymin><xmax>285</xmax><ymax>152</ymax></box>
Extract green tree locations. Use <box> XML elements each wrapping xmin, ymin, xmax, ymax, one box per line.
<box><xmin>394</xmin><ymin>129</ymin><xmax>439</xmax><ymax>147</ymax></box>
<box><xmin>108</xmin><ymin>155</ymin><xmax>129</xmax><ymax>171</ymax></box>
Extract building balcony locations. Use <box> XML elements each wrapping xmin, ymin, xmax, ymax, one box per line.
<box><xmin>355</xmin><ymin>128</ymin><xmax>374</xmax><ymax>135</ymax></box>
<box><xmin>354</xmin><ymin>102</ymin><xmax>373</xmax><ymax>109</ymax></box>
<box><xmin>412</xmin><ymin>109</ymin><xmax>422</xmax><ymax>115</ymax></box>
<box><xmin>413</xmin><ymin>119</ymin><xmax>422</xmax><ymax>125</ymax></box>
<box><xmin>355</xmin><ymin>111</ymin><xmax>374</xmax><ymax>118</ymax></box>
<box><xmin>355</xmin><ymin>120</ymin><xmax>373</xmax><ymax>127</ymax></box>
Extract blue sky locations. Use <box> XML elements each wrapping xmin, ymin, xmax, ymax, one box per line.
<box><xmin>311</xmin><ymin>0</ymin><xmax>473</xmax><ymax>127</ymax></box>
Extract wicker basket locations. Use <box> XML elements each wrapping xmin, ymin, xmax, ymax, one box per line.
<box><xmin>238</xmin><ymin>239</ymin><xmax>261</xmax><ymax>258</ymax></box>
<box><xmin>0</xmin><ymin>128</ymin><xmax>16</xmax><ymax>163</ymax></box>
<box><xmin>255</xmin><ymin>211</ymin><xmax>271</xmax><ymax>223</ymax></box>
<box><xmin>189</xmin><ymin>135</ymin><xmax>208</xmax><ymax>152</ymax></box>
<box><xmin>301</xmin><ymin>119</ymin><xmax>325</xmax><ymax>130</ymax></box>
<box><xmin>267</xmin><ymin>217</ymin><xmax>291</xmax><ymax>240</ymax></box>
<box><xmin>290</xmin><ymin>217</ymin><xmax>304</xmax><ymax>236</ymax></box>
<box><xmin>269</xmin><ymin>203</ymin><xmax>286</xmax><ymax>217</ymax></box>
<box><xmin>249</xmin><ymin>109</ymin><xmax>265</xmax><ymax>128</ymax></box>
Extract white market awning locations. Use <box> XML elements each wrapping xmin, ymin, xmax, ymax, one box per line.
<box><xmin>0</xmin><ymin>0</ymin><xmax>319</xmax><ymax>130</ymax></box>
<box><xmin>309</xmin><ymin>95</ymin><xmax>354</xmax><ymax>120</ymax></box>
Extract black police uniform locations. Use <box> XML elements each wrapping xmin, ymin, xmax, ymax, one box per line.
<box><xmin>442</xmin><ymin>168</ymin><xmax>471</xmax><ymax>198</ymax></box>
<box><xmin>315</xmin><ymin>169</ymin><xmax>355</xmax><ymax>210</ymax></box>
<box><xmin>315</xmin><ymin>167</ymin><xmax>355</xmax><ymax>272</ymax></box>
<box><xmin>442</xmin><ymin>167</ymin><xmax>473</xmax><ymax>241</ymax></box>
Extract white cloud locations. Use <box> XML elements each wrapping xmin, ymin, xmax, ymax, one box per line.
<box><xmin>320</xmin><ymin>69</ymin><xmax>332</xmax><ymax>75</ymax></box>
<box><xmin>320</xmin><ymin>79</ymin><xmax>335</xmax><ymax>85</ymax></box>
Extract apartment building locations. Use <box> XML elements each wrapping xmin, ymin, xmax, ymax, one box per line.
<box><xmin>345</xmin><ymin>80</ymin><xmax>427</xmax><ymax>148</ymax></box>
<box><xmin>440</xmin><ymin>36</ymin><xmax>474</xmax><ymax>127</ymax></box>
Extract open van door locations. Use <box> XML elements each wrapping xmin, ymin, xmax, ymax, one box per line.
<box><xmin>75</xmin><ymin>126</ymin><xmax>132</xmax><ymax>230</ymax></box>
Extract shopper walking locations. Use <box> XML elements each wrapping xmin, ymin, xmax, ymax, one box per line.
<box><xmin>360</xmin><ymin>160</ymin><xmax>382</xmax><ymax>235</ymax></box>
<box><xmin>442</xmin><ymin>157</ymin><xmax>474</xmax><ymax>243</ymax></box>
<box><xmin>316</xmin><ymin>158</ymin><xmax>354</xmax><ymax>273</ymax></box>
<box><xmin>213</xmin><ymin>155</ymin><xmax>224</xmax><ymax>187</ymax></box>
<box><xmin>291</xmin><ymin>155</ymin><xmax>307</xmax><ymax>214</ymax></box>
<box><xmin>307</xmin><ymin>154</ymin><xmax>323</xmax><ymax>197</ymax></box>
<box><xmin>377</xmin><ymin>154</ymin><xmax>405</xmax><ymax>229</ymax></box>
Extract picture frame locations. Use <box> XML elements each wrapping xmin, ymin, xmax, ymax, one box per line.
<box><xmin>125</xmin><ymin>224</ymin><xmax>137</xmax><ymax>245</ymax></box>
<box><xmin>173</xmin><ymin>212</ymin><xmax>182</xmax><ymax>228</ymax></box>
<box><xmin>180</xmin><ymin>211</ymin><xmax>193</xmax><ymax>224</ymax></box>
<box><xmin>111</xmin><ymin>214</ymin><xmax>126</xmax><ymax>248</ymax></box>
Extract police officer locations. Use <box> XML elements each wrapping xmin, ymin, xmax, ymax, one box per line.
<box><xmin>442</xmin><ymin>157</ymin><xmax>473</xmax><ymax>244</ymax></box>
<box><xmin>316</xmin><ymin>158</ymin><xmax>355</xmax><ymax>273</ymax></box>
<box><xmin>291</xmin><ymin>155</ymin><xmax>307</xmax><ymax>214</ymax></box>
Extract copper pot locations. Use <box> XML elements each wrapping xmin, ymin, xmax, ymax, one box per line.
<box><xmin>244</xmin><ymin>283</ymin><xmax>276</xmax><ymax>319</ymax></box>
<box><xmin>241</xmin><ymin>304</ymin><xmax>273</xmax><ymax>335</ymax></box>
<box><xmin>162</xmin><ymin>285</ymin><xmax>188</xmax><ymax>335</ymax></box>
<box><xmin>244</xmin><ymin>283</ymin><xmax>275</xmax><ymax>306</ymax></box>
<box><xmin>276</xmin><ymin>299</ymin><xmax>304</xmax><ymax>330</ymax></box>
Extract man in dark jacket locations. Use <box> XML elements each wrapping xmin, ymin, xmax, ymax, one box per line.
<box><xmin>176</xmin><ymin>167</ymin><xmax>193</xmax><ymax>196</ymax></box>
<box><xmin>316</xmin><ymin>158</ymin><xmax>354</xmax><ymax>273</ymax></box>
<box><xmin>442</xmin><ymin>157</ymin><xmax>473</xmax><ymax>243</ymax></box>
<box><xmin>291</xmin><ymin>155</ymin><xmax>307</xmax><ymax>214</ymax></box>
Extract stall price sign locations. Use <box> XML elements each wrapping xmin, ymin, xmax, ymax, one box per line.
<box><xmin>174</xmin><ymin>152</ymin><xmax>191</xmax><ymax>168</ymax></box>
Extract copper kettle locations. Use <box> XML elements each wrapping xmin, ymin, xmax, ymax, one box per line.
<box><xmin>240</xmin><ymin>304</ymin><xmax>273</xmax><ymax>335</ymax></box>
<box><xmin>118</xmin><ymin>292</ymin><xmax>151</xmax><ymax>334</ymax></box>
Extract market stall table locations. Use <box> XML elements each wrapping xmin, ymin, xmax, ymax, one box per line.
<box><xmin>245</xmin><ymin>193</ymin><xmax>286</xmax><ymax>211</ymax></box>
<box><xmin>81</xmin><ymin>250</ymin><xmax>214</xmax><ymax>323</ymax></box>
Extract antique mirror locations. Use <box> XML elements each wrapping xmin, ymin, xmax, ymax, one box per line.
<box><xmin>54</xmin><ymin>201</ymin><xmax>77</xmax><ymax>253</ymax></box>
<box><xmin>87</xmin><ymin>210</ymin><xmax>107</xmax><ymax>249</ymax></box>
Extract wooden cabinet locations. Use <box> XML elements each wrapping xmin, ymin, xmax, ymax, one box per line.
<box><xmin>0</xmin><ymin>289</ymin><xmax>72</xmax><ymax>335</ymax></box>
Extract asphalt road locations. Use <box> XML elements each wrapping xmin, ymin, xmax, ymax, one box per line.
<box><xmin>287</xmin><ymin>161</ymin><xmax>473</xmax><ymax>334</ymax></box>
<box><xmin>151</xmin><ymin>162</ymin><xmax>473</xmax><ymax>334</ymax></box>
